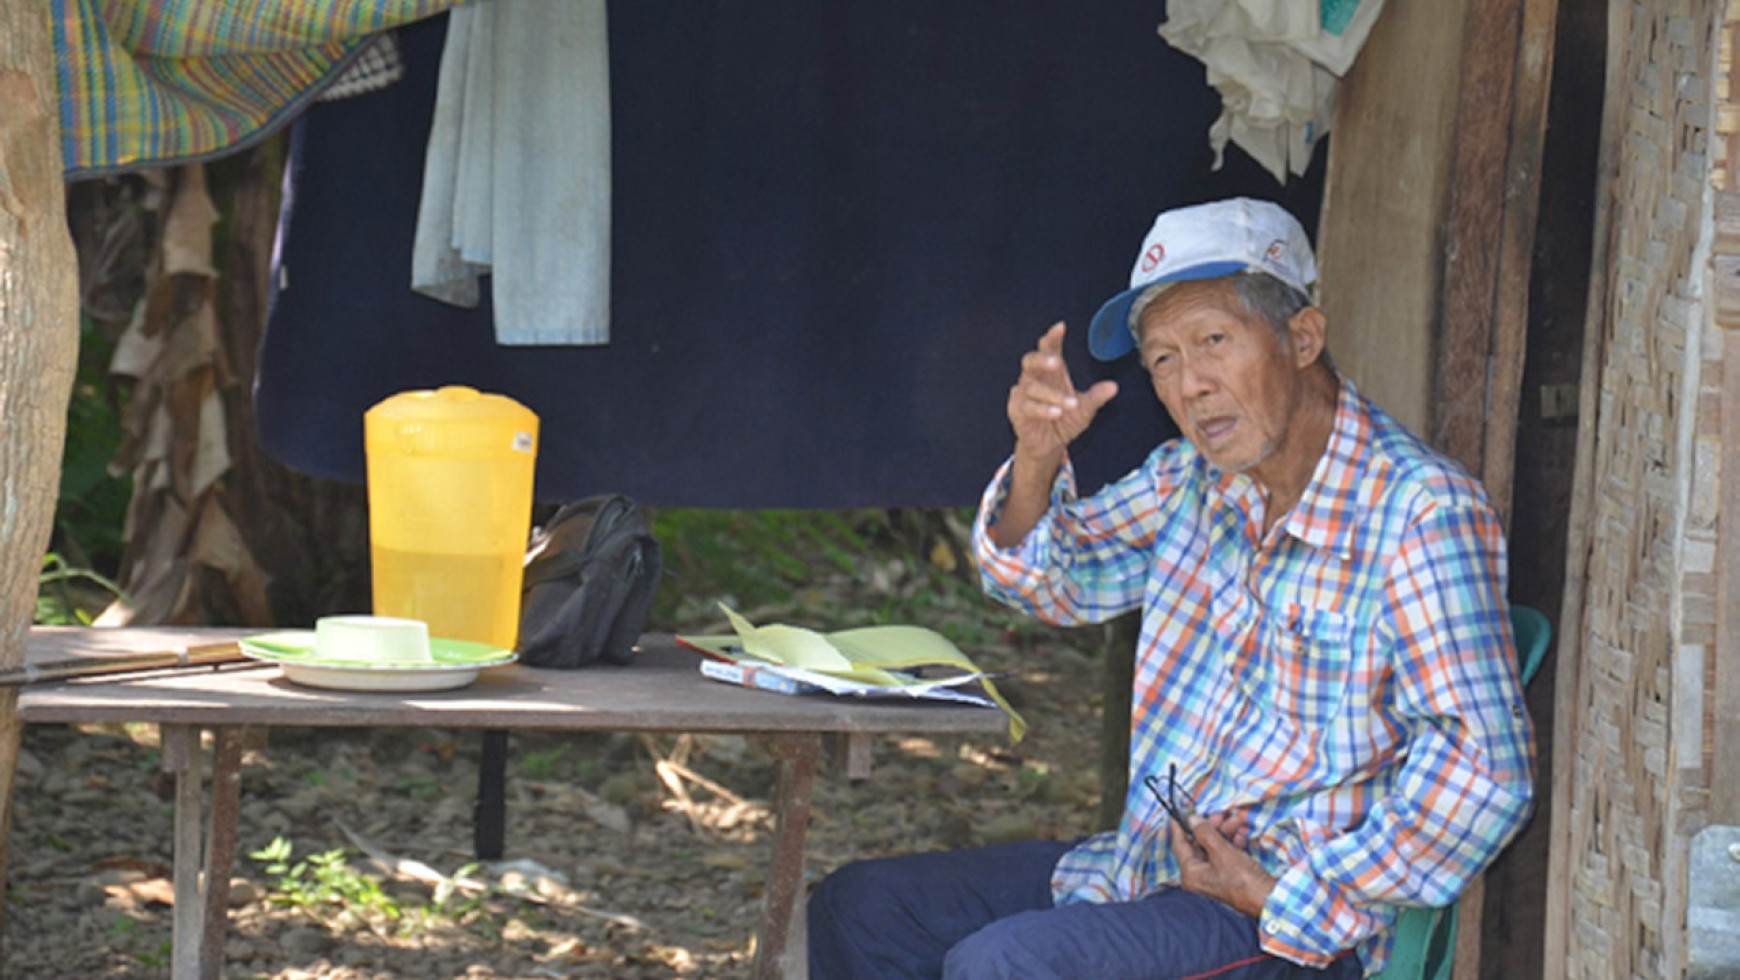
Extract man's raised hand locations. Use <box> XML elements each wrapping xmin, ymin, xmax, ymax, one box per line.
<box><xmin>988</xmin><ymin>323</ymin><xmax>1119</xmax><ymax>549</ymax></box>
<box><xmin>1006</xmin><ymin>322</ymin><xmax>1119</xmax><ymax>466</ymax></box>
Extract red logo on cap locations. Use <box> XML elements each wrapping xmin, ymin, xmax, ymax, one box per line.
<box><xmin>1140</xmin><ymin>243</ymin><xmax>1166</xmax><ymax>273</ymax></box>
<box><xmin>1265</xmin><ymin>240</ymin><xmax>1287</xmax><ymax>262</ymax></box>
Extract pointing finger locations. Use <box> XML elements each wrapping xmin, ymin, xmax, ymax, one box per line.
<box><xmin>1037</xmin><ymin>321</ymin><xmax>1068</xmax><ymax>355</ymax></box>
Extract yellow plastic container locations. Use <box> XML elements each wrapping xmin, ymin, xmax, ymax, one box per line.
<box><xmin>364</xmin><ymin>386</ymin><xmax>539</xmax><ymax>648</ymax></box>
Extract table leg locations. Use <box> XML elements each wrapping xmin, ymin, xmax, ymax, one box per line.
<box><xmin>756</xmin><ymin>733</ymin><xmax>819</xmax><ymax>980</ymax></box>
<box><xmin>843</xmin><ymin>733</ymin><xmax>874</xmax><ymax>781</ymax></box>
<box><xmin>163</xmin><ymin>724</ymin><xmax>204</xmax><ymax>980</ymax></box>
<box><xmin>200</xmin><ymin>726</ymin><xmax>246</xmax><ymax>980</ymax></box>
<box><xmin>474</xmin><ymin>730</ymin><xmax>509</xmax><ymax>860</ymax></box>
<box><xmin>0</xmin><ymin>688</ymin><xmax>22</xmax><ymax>965</ymax></box>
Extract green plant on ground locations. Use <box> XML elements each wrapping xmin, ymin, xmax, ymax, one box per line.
<box><xmin>249</xmin><ymin>836</ymin><xmax>401</xmax><ymax>925</ymax></box>
<box><xmin>519</xmin><ymin>744</ymin><xmax>568</xmax><ymax>780</ymax></box>
<box><xmin>106</xmin><ymin>913</ymin><xmax>172</xmax><ymax>969</ymax></box>
<box><xmin>429</xmin><ymin>861</ymin><xmax>487</xmax><ymax>918</ymax></box>
<box><xmin>394</xmin><ymin>772</ymin><xmax>442</xmax><ymax>799</ymax></box>
<box><xmin>250</xmin><ymin>837</ymin><xmax>509</xmax><ymax>937</ymax></box>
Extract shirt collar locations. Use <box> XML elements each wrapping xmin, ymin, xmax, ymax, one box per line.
<box><xmin>1279</xmin><ymin>377</ymin><xmax>1367</xmax><ymax>560</ymax></box>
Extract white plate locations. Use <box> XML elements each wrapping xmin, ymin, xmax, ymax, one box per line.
<box><xmin>238</xmin><ymin>631</ymin><xmax>518</xmax><ymax>693</ymax></box>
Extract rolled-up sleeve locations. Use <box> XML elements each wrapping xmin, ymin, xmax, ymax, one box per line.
<box><xmin>971</xmin><ymin>453</ymin><xmax>1163</xmax><ymax>628</ymax></box>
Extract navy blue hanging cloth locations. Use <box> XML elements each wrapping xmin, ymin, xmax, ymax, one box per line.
<box><xmin>257</xmin><ymin>2</ymin><xmax>1323</xmax><ymax>507</ymax></box>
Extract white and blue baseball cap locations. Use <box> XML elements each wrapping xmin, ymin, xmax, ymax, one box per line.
<box><xmin>1087</xmin><ymin>198</ymin><xmax>1317</xmax><ymax>361</ymax></box>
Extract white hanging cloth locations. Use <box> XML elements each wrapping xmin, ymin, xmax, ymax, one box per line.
<box><xmin>412</xmin><ymin>0</ymin><xmax>612</xmax><ymax>346</ymax></box>
<box><xmin>1160</xmin><ymin>0</ymin><xmax>1387</xmax><ymax>183</ymax></box>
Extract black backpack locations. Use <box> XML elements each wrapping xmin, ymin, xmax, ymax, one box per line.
<box><xmin>518</xmin><ymin>495</ymin><xmax>663</xmax><ymax>668</ymax></box>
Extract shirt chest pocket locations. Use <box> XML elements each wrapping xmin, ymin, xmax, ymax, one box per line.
<box><xmin>1254</xmin><ymin>605</ymin><xmax>1356</xmax><ymax>732</ymax></box>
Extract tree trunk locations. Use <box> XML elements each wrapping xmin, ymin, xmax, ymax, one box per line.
<box><xmin>0</xmin><ymin>0</ymin><xmax>82</xmax><ymax>959</ymax></box>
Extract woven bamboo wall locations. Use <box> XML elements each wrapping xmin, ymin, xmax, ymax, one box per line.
<box><xmin>1709</xmin><ymin>0</ymin><xmax>1740</xmax><ymax>842</ymax></box>
<box><xmin>1555</xmin><ymin>1</ymin><xmax>1719</xmax><ymax>977</ymax></box>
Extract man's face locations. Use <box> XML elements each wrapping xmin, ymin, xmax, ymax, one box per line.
<box><xmin>1135</xmin><ymin>279</ymin><xmax>1307</xmax><ymax>480</ymax></box>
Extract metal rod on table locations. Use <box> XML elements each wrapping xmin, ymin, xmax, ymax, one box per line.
<box><xmin>0</xmin><ymin>642</ymin><xmax>247</xmax><ymax>687</ymax></box>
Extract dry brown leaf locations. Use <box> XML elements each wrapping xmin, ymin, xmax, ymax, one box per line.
<box><xmin>108</xmin><ymin>304</ymin><xmax>163</xmax><ymax>380</ymax></box>
<box><xmin>189</xmin><ymin>500</ymin><xmax>272</xmax><ymax>624</ymax></box>
<box><xmin>159</xmin><ymin>166</ymin><xmax>218</xmax><ymax>278</ymax></box>
<box><xmin>106</xmin><ymin>876</ymin><xmax>176</xmax><ymax>908</ymax></box>
<box><xmin>189</xmin><ymin>387</ymin><xmax>230</xmax><ymax>499</ymax></box>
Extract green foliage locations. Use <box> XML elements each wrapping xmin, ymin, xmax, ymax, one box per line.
<box><xmin>250</xmin><ymin>836</ymin><xmax>401</xmax><ymax>923</ymax></box>
<box><xmin>106</xmin><ymin>914</ymin><xmax>171</xmax><ymax>969</ymax></box>
<box><xmin>519</xmin><ymin>744</ymin><xmax>568</xmax><ymax>780</ymax></box>
<box><xmin>35</xmin><ymin>552</ymin><xmax>125</xmax><ymax>625</ymax></box>
<box><xmin>644</xmin><ymin>506</ymin><xmax>1057</xmax><ymax>653</ymax></box>
<box><xmin>394</xmin><ymin>773</ymin><xmax>442</xmax><ymax>799</ymax></box>
<box><xmin>648</xmin><ymin>509</ymin><xmax>868</xmax><ymax>625</ymax></box>
<box><xmin>429</xmin><ymin>861</ymin><xmax>486</xmax><ymax>916</ymax></box>
<box><xmin>39</xmin><ymin>313</ymin><xmax>134</xmax><ymax>626</ymax></box>
<box><xmin>248</xmin><ymin>836</ymin><xmax>518</xmax><ymax>939</ymax></box>
<box><xmin>54</xmin><ymin>314</ymin><xmax>132</xmax><ymax>573</ymax></box>
<box><xmin>652</xmin><ymin>509</ymin><xmax>979</xmax><ymax>615</ymax></box>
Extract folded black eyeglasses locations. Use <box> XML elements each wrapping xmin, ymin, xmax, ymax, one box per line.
<box><xmin>1143</xmin><ymin>762</ymin><xmax>1199</xmax><ymax>849</ymax></box>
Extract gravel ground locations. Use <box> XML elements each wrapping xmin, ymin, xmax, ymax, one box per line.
<box><xmin>3</xmin><ymin>622</ymin><xmax>1105</xmax><ymax>979</ymax></box>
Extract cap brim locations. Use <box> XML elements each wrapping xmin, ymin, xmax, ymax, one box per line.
<box><xmin>1086</xmin><ymin>260</ymin><xmax>1251</xmax><ymax>361</ymax></box>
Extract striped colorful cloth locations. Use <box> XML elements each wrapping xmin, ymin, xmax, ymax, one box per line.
<box><xmin>973</xmin><ymin>378</ymin><xmax>1536</xmax><ymax>975</ymax></box>
<box><xmin>53</xmin><ymin>0</ymin><xmax>459</xmax><ymax>178</ymax></box>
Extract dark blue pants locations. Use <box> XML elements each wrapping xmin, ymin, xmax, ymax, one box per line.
<box><xmin>807</xmin><ymin>841</ymin><xmax>1363</xmax><ymax>980</ymax></box>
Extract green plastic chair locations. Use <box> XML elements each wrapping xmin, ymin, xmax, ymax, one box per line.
<box><xmin>1370</xmin><ymin>604</ymin><xmax>1552</xmax><ymax>980</ymax></box>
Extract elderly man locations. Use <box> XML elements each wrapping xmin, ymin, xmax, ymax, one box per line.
<box><xmin>808</xmin><ymin>198</ymin><xmax>1536</xmax><ymax>980</ymax></box>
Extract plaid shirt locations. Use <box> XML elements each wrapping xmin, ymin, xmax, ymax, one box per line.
<box><xmin>973</xmin><ymin>379</ymin><xmax>1535</xmax><ymax>974</ymax></box>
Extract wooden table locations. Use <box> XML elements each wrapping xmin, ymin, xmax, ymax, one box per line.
<box><xmin>19</xmin><ymin>627</ymin><xmax>1009</xmax><ymax>980</ymax></box>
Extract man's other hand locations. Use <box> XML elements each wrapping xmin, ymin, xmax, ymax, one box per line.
<box><xmin>1007</xmin><ymin>322</ymin><xmax>1119</xmax><ymax>467</ymax></box>
<box><xmin>1170</xmin><ymin>811</ymin><xmax>1277</xmax><ymax>921</ymax></box>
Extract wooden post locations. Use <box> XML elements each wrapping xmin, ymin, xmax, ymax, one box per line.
<box><xmin>1318</xmin><ymin>0</ymin><xmax>1472</xmax><ymax>438</ymax></box>
<box><xmin>1098</xmin><ymin>612</ymin><xmax>1138</xmax><ymax>831</ymax></box>
<box><xmin>1435</xmin><ymin>0</ymin><xmax>1563</xmax><ymax>527</ymax></box>
<box><xmin>1436</xmin><ymin>1</ymin><xmax>1562</xmax><ymax>977</ymax></box>
<box><xmin>1324</xmin><ymin>0</ymin><xmax>1561</xmax><ymax>974</ymax></box>
<box><xmin>0</xmin><ymin>0</ymin><xmax>81</xmax><ymax>962</ymax></box>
